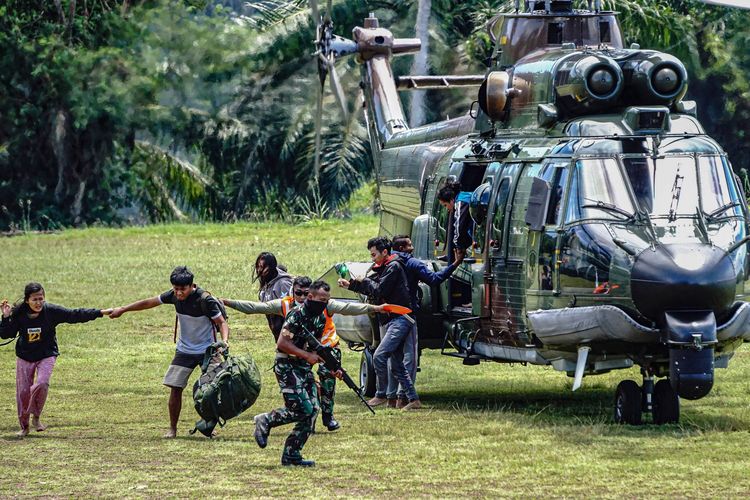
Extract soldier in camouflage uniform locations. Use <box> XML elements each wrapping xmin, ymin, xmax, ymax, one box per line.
<box><xmin>224</xmin><ymin>275</ymin><xmax>384</xmax><ymax>431</ymax></box>
<box><xmin>252</xmin><ymin>280</ymin><xmax>337</xmax><ymax>467</ymax></box>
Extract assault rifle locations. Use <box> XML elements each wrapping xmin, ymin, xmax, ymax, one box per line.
<box><xmin>303</xmin><ymin>331</ymin><xmax>376</xmax><ymax>415</ymax></box>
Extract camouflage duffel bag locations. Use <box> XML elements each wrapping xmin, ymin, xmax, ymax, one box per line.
<box><xmin>190</xmin><ymin>342</ymin><xmax>262</xmax><ymax>437</ymax></box>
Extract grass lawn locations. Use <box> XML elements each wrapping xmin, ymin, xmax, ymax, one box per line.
<box><xmin>2</xmin><ymin>215</ymin><xmax>750</xmax><ymax>497</ymax></box>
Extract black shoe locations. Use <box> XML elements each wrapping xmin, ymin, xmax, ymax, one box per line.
<box><xmin>253</xmin><ymin>414</ymin><xmax>270</xmax><ymax>449</ymax></box>
<box><xmin>323</xmin><ymin>418</ymin><xmax>340</xmax><ymax>431</ymax></box>
<box><xmin>281</xmin><ymin>455</ymin><xmax>315</xmax><ymax>467</ymax></box>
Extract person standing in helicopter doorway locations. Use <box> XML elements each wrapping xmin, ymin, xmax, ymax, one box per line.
<box><xmin>437</xmin><ymin>180</ymin><xmax>473</xmax><ymax>260</ymax></box>
<box><xmin>254</xmin><ymin>252</ymin><xmax>293</xmax><ymax>341</ymax></box>
<box><xmin>387</xmin><ymin>235</ymin><xmax>464</xmax><ymax>407</ymax></box>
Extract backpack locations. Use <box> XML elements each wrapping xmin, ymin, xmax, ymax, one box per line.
<box><xmin>190</xmin><ymin>342</ymin><xmax>262</xmax><ymax>437</ymax></box>
<box><xmin>173</xmin><ymin>288</ymin><xmax>229</xmax><ymax>343</ymax></box>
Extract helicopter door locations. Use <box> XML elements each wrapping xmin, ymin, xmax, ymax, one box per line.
<box><xmin>536</xmin><ymin>163</ymin><xmax>569</xmax><ymax>303</ymax></box>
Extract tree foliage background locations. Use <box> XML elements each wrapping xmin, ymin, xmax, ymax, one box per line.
<box><xmin>0</xmin><ymin>0</ymin><xmax>748</xmax><ymax>228</ymax></box>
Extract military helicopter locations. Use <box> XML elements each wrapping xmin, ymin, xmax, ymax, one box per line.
<box><xmin>310</xmin><ymin>0</ymin><xmax>750</xmax><ymax>424</ymax></box>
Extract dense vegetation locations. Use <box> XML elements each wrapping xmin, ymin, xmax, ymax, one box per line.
<box><xmin>1</xmin><ymin>0</ymin><xmax>748</xmax><ymax>229</ymax></box>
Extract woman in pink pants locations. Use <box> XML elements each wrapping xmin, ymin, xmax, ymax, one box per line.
<box><xmin>0</xmin><ymin>283</ymin><xmax>110</xmax><ymax>437</ymax></box>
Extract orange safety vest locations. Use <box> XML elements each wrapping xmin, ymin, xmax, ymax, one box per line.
<box><xmin>280</xmin><ymin>296</ymin><xmax>339</xmax><ymax>348</ymax></box>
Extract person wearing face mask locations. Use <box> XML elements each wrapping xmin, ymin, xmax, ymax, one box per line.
<box><xmin>108</xmin><ymin>266</ymin><xmax>229</xmax><ymax>438</ymax></box>
<box><xmin>254</xmin><ymin>252</ymin><xmax>294</xmax><ymax>341</ymax></box>
<box><xmin>252</xmin><ymin>280</ymin><xmax>341</xmax><ymax>467</ymax></box>
<box><xmin>222</xmin><ymin>276</ymin><xmax>387</xmax><ymax>431</ymax></box>
<box><xmin>1</xmin><ymin>282</ymin><xmax>112</xmax><ymax>437</ymax></box>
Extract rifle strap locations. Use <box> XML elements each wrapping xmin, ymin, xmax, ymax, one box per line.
<box><xmin>173</xmin><ymin>315</ymin><xmax>178</xmax><ymax>343</ymax></box>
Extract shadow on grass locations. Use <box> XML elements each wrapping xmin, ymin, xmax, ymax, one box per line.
<box><xmin>420</xmin><ymin>385</ymin><xmax>750</xmax><ymax>433</ymax></box>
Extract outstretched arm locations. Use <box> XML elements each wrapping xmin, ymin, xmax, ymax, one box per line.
<box><xmin>327</xmin><ymin>299</ymin><xmax>384</xmax><ymax>316</ymax></box>
<box><xmin>109</xmin><ymin>297</ymin><xmax>161</xmax><ymax>319</ymax></box>
<box><xmin>222</xmin><ymin>298</ymin><xmax>283</xmax><ymax>316</ymax></box>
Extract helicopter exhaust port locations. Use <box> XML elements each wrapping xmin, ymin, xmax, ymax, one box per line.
<box><xmin>621</xmin><ymin>51</ymin><xmax>688</xmax><ymax>105</ymax></box>
<box><xmin>553</xmin><ymin>53</ymin><xmax>623</xmax><ymax>116</ymax></box>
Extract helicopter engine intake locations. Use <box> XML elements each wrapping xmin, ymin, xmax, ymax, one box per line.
<box><xmin>554</xmin><ymin>53</ymin><xmax>624</xmax><ymax>116</ymax></box>
<box><xmin>621</xmin><ymin>51</ymin><xmax>688</xmax><ymax>105</ymax></box>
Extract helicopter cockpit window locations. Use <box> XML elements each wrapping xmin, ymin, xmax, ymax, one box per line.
<box><xmin>567</xmin><ymin>159</ymin><xmax>635</xmax><ymax>222</ymax></box>
<box><xmin>491</xmin><ymin>178</ymin><xmax>511</xmax><ymax>250</ymax></box>
<box><xmin>698</xmin><ymin>156</ymin><xmax>743</xmax><ymax>218</ymax></box>
<box><xmin>622</xmin><ymin>156</ymin><xmax>699</xmax><ymax>218</ymax></box>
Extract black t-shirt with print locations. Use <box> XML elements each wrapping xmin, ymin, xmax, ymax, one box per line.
<box><xmin>0</xmin><ymin>303</ymin><xmax>102</xmax><ymax>362</ymax></box>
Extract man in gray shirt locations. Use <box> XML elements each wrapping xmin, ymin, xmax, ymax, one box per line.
<box><xmin>109</xmin><ymin>266</ymin><xmax>229</xmax><ymax>438</ymax></box>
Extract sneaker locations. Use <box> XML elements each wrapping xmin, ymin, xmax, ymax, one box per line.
<box><xmin>387</xmin><ymin>398</ymin><xmax>398</xmax><ymax>408</ymax></box>
<box><xmin>281</xmin><ymin>455</ymin><xmax>315</xmax><ymax>467</ymax></box>
<box><xmin>323</xmin><ymin>418</ymin><xmax>340</xmax><ymax>431</ymax></box>
<box><xmin>367</xmin><ymin>396</ymin><xmax>388</xmax><ymax>406</ymax></box>
<box><xmin>395</xmin><ymin>397</ymin><xmax>409</xmax><ymax>409</ymax></box>
<box><xmin>401</xmin><ymin>399</ymin><xmax>422</xmax><ymax>411</ymax></box>
<box><xmin>253</xmin><ymin>414</ymin><xmax>270</xmax><ymax>449</ymax></box>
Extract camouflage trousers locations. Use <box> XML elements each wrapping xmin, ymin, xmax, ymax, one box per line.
<box><xmin>316</xmin><ymin>346</ymin><xmax>341</xmax><ymax>422</ymax></box>
<box><xmin>267</xmin><ymin>358</ymin><xmax>319</xmax><ymax>460</ymax></box>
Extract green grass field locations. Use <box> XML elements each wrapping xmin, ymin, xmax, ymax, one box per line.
<box><xmin>2</xmin><ymin>216</ymin><xmax>750</xmax><ymax>497</ymax></box>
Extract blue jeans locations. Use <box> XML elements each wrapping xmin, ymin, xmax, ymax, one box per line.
<box><xmin>386</xmin><ymin>324</ymin><xmax>418</xmax><ymax>399</ymax></box>
<box><xmin>374</xmin><ymin>316</ymin><xmax>418</xmax><ymax>402</ymax></box>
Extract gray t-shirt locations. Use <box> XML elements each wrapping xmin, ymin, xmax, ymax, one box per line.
<box><xmin>159</xmin><ymin>288</ymin><xmax>222</xmax><ymax>355</ymax></box>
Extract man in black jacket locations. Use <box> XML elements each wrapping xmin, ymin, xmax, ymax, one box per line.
<box><xmin>338</xmin><ymin>237</ymin><xmax>421</xmax><ymax>410</ymax></box>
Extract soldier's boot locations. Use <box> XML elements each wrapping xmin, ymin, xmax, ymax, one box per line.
<box><xmin>281</xmin><ymin>455</ymin><xmax>315</xmax><ymax>467</ymax></box>
<box><xmin>253</xmin><ymin>414</ymin><xmax>270</xmax><ymax>448</ymax></box>
<box><xmin>322</xmin><ymin>415</ymin><xmax>340</xmax><ymax>432</ymax></box>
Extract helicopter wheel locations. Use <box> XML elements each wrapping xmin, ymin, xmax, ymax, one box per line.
<box><xmin>652</xmin><ymin>379</ymin><xmax>680</xmax><ymax>424</ymax></box>
<box><xmin>614</xmin><ymin>380</ymin><xmax>642</xmax><ymax>425</ymax></box>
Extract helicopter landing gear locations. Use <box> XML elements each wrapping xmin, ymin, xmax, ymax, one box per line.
<box><xmin>614</xmin><ymin>380</ymin><xmax>642</xmax><ymax>425</ymax></box>
<box><xmin>613</xmin><ymin>373</ymin><xmax>680</xmax><ymax>425</ymax></box>
<box><xmin>652</xmin><ymin>379</ymin><xmax>680</xmax><ymax>424</ymax></box>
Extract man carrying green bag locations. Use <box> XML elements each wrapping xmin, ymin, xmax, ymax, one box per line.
<box><xmin>191</xmin><ymin>341</ymin><xmax>262</xmax><ymax>437</ymax></box>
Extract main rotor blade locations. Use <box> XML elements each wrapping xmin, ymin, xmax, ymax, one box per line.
<box><xmin>700</xmin><ymin>0</ymin><xmax>750</xmax><ymax>8</ymax></box>
<box><xmin>325</xmin><ymin>0</ymin><xmax>333</xmax><ymax>21</ymax></box>
<box><xmin>327</xmin><ymin>55</ymin><xmax>349</xmax><ymax>121</ymax></box>
<box><xmin>310</xmin><ymin>0</ymin><xmax>320</xmax><ymax>23</ymax></box>
<box><xmin>313</xmin><ymin>81</ymin><xmax>324</xmax><ymax>183</ymax></box>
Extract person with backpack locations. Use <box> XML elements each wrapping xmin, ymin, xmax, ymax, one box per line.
<box><xmin>0</xmin><ymin>282</ymin><xmax>111</xmax><ymax>437</ymax></box>
<box><xmin>252</xmin><ymin>280</ymin><xmax>338</xmax><ymax>467</ymax></box>
<box><xmin>254</xmin><ymin>252</ymin><xmax>293</xmax><ymax>341</ymax></box>
<box><xmin>108</xmin><ymin>266</ymin><xmax>229</xmax><ymax>438</ymax></box>
<box><xmin>386</xmin><ymin>235</ymin><xmax>464</xmax><ymax>407</ymax></box>
<box><xmin>338</xmin><ymin>236</ymin><xmax>421</xmax><ymax>410</ymax></box>
<box><xmin>223</xmin><ymin>275</ymin><xmax>387</xmax><ymax>431</ymax></box>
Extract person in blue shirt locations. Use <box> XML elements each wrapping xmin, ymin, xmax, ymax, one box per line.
<box><xmin>385</xmin><ymin>235</ymin><xmax>463</xmax><ymax>407</ymax></box>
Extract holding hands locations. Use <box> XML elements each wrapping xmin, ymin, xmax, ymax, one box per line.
<box><xmin>1</xmin><ymin>299</ymin><xmax>10</xmax><ymax>318</ymax></box>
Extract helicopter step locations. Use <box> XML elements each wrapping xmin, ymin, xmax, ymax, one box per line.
<box><xmin>614</xmin><ymin>372</ymin><xmax>680</xmax><ymax>425</ymax></box>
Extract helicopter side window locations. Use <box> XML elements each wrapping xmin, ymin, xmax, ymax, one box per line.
<box><xmin>547</xmin><ymin>22</ymin><xmax>564</xmax><ymax>45</ymax></box>
<box><xmin>698</xmin><ymin>156</ymin><xmax>742</xmax><ymax>218</ymax></box>
<box><xmin>434</xmin><ymin>195</ymin><xmax>449</xmax><ymax>255</ymax></box>
<box><xmin>567</xmin><ymin>159</ymin><xmax>635</xmax><ymax>222</ymax></box>
<box><xmin>491</xmin><ymin>178</ymin><xmax>511</xmax><ymax>251</ymax></box>
<box><xmin>599</xmin><ymin>21</ymin><xmax>611</xmax><ymax>44</ymax></box>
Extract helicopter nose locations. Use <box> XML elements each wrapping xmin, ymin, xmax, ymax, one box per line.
<box><xmin>630</xmin><ymin>244</ymin><xmax>736</xmax><ymax>325</ymax></box>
